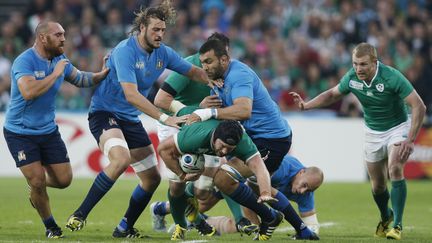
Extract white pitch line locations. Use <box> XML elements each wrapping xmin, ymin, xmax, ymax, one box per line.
<box><xmin>182</xmin><ymin>240</ymin><xmax>208</xmax><ymax>243</ymax></box>
<box><xmin>276</xmin><ymin>221</ymin><xmax>337</xmax><ymax>232</ymax></box>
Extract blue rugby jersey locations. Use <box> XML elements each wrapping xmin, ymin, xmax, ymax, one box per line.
<box><xmin>211</xmin><ymin>60</ymin><xmax>291</xmax><ymax>139</ymax></box>
<box><xmin>90</xmin><ymin>36</ymin><xmax>192</xmax><ymax>122</ymax></box>
<box><xmin>4</xmin><ymin>48</ymin><xmax>73</xmax><ymax>135</ymax></box>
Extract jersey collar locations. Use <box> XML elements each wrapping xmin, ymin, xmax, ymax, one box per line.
<box><xmin>363</xmin><ymin>61</ymin><xmax>379</xmax><ymax>88</ymax></box>
<box><xmin>134</xmin><ymin>35</ymin><xmax>150</xmax><ymax>57</ymax></box>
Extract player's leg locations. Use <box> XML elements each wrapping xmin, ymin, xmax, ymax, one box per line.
<box><xmin>168</xmin><ymin>179</ymin><xmax>188</xmax><ymax>240</ymax></box>
<box><xmin>385</xmin><ymin>122</ymin><xmax>411</xmax><ymax>240</ymax></box>
<box><xmin>214</xmin><ymin>160</ymin><xmax>283</xmax><ymax>240</ymax></box>
<box><xmin>113</xmin><ymin>138</ymin><xmax>160</xmax><ymax>238</ymax></box>
<box><xmin>365</xmin><ymin>128</ymin><xmax>393</xmax><ymax>238</ymax></box>
<box><xmin>4</xmin><ymin>128</ymin><xmax>66</xmax><ymax>238</ymax></box>
<box><xmin>67</xmin><ymin>112</ymin><xmax>130</xmax><ymax>231</ymax></box>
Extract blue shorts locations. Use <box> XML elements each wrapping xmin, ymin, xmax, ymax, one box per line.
<box><xmin>88</xmin><ymin>111</ymin><xmax>152</xmax><ymax>149</ymax></box>
<box><xmin>3</xmin><ymin>127</ymin><xmax>70</xmax><ymax>167</ymax></box>
<box><xmin>252</xmin><ymin>134</ymin><xmax>292</xmax><ymax>174</ymax></box>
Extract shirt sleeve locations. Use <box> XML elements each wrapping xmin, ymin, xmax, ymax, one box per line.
<box><xmin>13</xmin><ymin>55</ymin><xmax>34</xmax><ymax>81</ymax></box>
<box><xmin>232</xmin><ymin>133</ymin><xmax>259</xmax><ymax>162</ymax></box>
<box><xmin>392</xmin><ymin>69</ymin><xmax>414</xmax><ymax>99</ymax></box>
<box><xmin>165</xmin><ymin>67</ymin><xmax>191</xmax><ymax>93</ymax></box>
<box><xmin>229</xmin><ymin>70</ymin><xmax>254</xmax><ymax>101</ymax></box>
<box><xmin>338</xmin><ymin>69</ymin><xmax>353</xmax><ymax>94</ymax></box>
<box><xmin>165</xmin><ymin>46</ymin><xmax>192</xmax><ymax>75</ymax></box>
<box><xmin>297</xmin><ymin>192</ymin><xmax>315</xmax><ymax>213</ymax></box>
<box><xmin>113</xmin><ymin>46</ymin><xmax>137</xmax><ymax>84</ymax></box>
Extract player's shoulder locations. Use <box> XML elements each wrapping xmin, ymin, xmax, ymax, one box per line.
<box><xmin>14</xmin><ymin>48</ymin><xmax>35</xmax><ymax>62</ymax></box>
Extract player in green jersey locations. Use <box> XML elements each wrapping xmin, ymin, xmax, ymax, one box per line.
<box><xmin>290</xmin><ymin>42</ymin><xmax>426</xmax><ymax>240</ymax></box>
<box><xmin>157</xmin><ymin>115</ymin><xmax>284</xmax><ymax>241</ymax></box>
<box><xmin>153</xmin><ymin>33</ymin><xmax>256</xmax><ymax>237</ymax></box>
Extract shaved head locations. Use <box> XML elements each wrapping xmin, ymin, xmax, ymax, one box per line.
<box><xmin>35</xmin><ymin>21</ymin><xmax>56</xmax><ymax>35</ymax></box>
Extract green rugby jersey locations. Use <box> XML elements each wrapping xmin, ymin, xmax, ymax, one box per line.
<box><xmin>163</xmin><ymin>53</ymin><xmax>210</xmax><ymax>115</ymax></box>
<box><xmin>338</xmin><ymin>62</ymin><xmax>413</xmax><ymax>131</ymax></box>
<box><xmin>175</xmin><ymin>107</ymin><xmax>259</xmax><ymax>162</ymax></box>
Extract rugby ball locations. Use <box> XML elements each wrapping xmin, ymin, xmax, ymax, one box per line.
<box><xmin>179</xmin><ymin>153</ymin><xmax>205</xmax><ymax>173</ymax></box>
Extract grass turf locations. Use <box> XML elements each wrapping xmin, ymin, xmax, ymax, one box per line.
<box><xmin>0</xmin><ymin>177</ymin><xmax>430</xmax><ymax>242</ymax></box>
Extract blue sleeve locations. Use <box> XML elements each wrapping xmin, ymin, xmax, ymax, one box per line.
<box><xmin>165</xmin><ymin>46</ymin><xmax>192</xmax><ymax>75</ymax></box>
<box><xmin>113</xmin><ymin>46</ymin><xmax>137</xmax><ymax>84</ymax></box>
<box><xmin>297</xmin><ymin>192</ymin><xmax>315</xmax><ymax>213</ymax></box>
<box><xmin>63</xmin><ymin>59</ymin><xmax>74</xmax><ymax>77</ymax></box>
<box><xmin>229</xmin><ymin>70</ymin><xmax>253</xmax><ymax>100</ymax></box>
<box><xmin>13</xmin><ymin>55</ymin><xmax>34</xmax><ymax>80</ymax></box>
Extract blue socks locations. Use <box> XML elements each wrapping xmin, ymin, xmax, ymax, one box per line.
<box><xmin>75</xmin><ymin>171</ymin><xmax>114</xmax><ymax>219</ymax></box>
<box><xmin>42</xmin><ymin>215</ymin><xmax>58</xmax><ymax>229</ymax></box>
<box><xmin>117</xmin><ymin>185</ymin><xmax>153</xmax><ymax>231</ymax></box>
<box><xmin>271</xmin><ymin>191</ymin><xmax>306</xmax><ymax>233</ymax></box>
<box><xmin>228</xmin><ymin>182</ymin><xmax>274</xmax><ymax>222</ymax></box>
<box><xmin>153</xmin><ymin>201</ymin><xmax>168</xmax><ymax>216</ymax></box>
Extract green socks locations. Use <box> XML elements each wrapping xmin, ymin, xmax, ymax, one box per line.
<box><xmin>372</xmin><ymin>188</ymin><xmax>391</xmax><ymax>221</ymax></box>
<box><xmin>168</xmin><ymin>190</ymin><xmax>188</xmax><ymax>228</ymax></box>
<box><xmin>390</xmin><ymin>179</ymin><xmax>407</xmax><ymax>229</ymax></box>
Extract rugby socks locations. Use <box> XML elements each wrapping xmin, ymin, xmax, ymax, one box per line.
<box><xmin>391</xmin><ymin>179</ymin><xmax>406</xmax><ymax>229</ymax></box>
<box><xmin>117</xmin><ymin>185</ymin><xmax>153</xmax><ymax>231</ymax></box>
<box><xmin>372</xmin><ymin>188</ymin><xmax>391</xmax><ymax>221</ymax></box>
<box><xmin>74</xmin><ymin>171</ymin><xmax>114</xmax><ymax>219</ymax></box>
<box><xmin>222</xmin><ymin>192</ymin><xmax>244</xmax><ymax>223</ymax></box>
<box><xmin>185</xmin><ymin>182</ymin><xmax>195</xmax><ymax>198</ymax></box>
<box><xmin>270</xmin><ymin>191</ymin><xmax>307</xmax><ymax>233</ymax></box>
<box><xmin>168</xmin><ymin>189</ymin><xmax>188</xmax><ymax>228</ymax></box>
<box><xmin>42</xmin><ymin>215</ymin><xmax>58</xmax><ymax>229</ymax></box>
<box><xmin>153</xmin><ymin>201</ymin><xmax>168</xmax><ymax>216</ymax></box>
<box><xmin>227</xmin><ymin>182</ymin><xmax>274</xmax><ymax>222</ymax></box>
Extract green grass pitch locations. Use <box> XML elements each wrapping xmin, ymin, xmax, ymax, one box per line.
<box><xmin>0</xmin><ymin>177</ymin><xmax>430</xmax><ymax>242</ymax></box>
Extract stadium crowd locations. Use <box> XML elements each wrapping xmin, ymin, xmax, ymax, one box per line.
<box><xmin>0</xmin><ymin>0</ymin><xmax>431</xmax><ymax>120</ymax></box>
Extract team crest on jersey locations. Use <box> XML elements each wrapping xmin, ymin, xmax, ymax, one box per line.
<box><xmin>349</xmin><ymin>80</ymin><xmax>363</xmax><ymax>90</ymax></box>
<box><xmin>376</xmin><ymin>83</ymin><xmax>384</xmax><ymax>92</ymax></box>
<box><xmin>34</xmin><ymin>71</ymin><xmax>45</xmax><ymax>78</ymax></box>
<box><xmin>18</xmin><ymin>150</ymin><xmax>26</xmax><ymax>161</ymax></box>
<box><xmin>156</xmin><ymin>60</ymin><xmax>163</xmax><ymax>69</ymax></box>
<box><xmin>108</xmin><ymin>117</ymin><xmax>118</xmax><ymax>126</ymax></box>
<box><xmin>135</xmin><ymin>61</ymin><xmax>145</xmax><ymax>69</ymax></box>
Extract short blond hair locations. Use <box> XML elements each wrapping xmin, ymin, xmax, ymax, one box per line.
<box><xmin>352</xmin><ymin>43</ymin><xmax>378</xmax><ymax>62</ymax></box>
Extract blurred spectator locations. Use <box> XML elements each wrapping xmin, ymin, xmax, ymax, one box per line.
<box><xmin>0</xmin><ymin>22</ymin><xmax>24</xmax><ymax>60</ymax></box>
<box><xmin>100</xmin><ymin>8</ymin><xmax>126</xmax><ymax>48</ymax></box>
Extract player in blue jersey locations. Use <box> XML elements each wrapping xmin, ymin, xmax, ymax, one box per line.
<box><xmin>201</xmin><ymin>154</ymin><xmax>323</xmax><ymax>235</ymax></box>
<box><xmin>65</xmin><ymin>1</ymin><xmax>212</xmax><ymax>238</ymax></box>
<box><xmin>3</xmin><ymin>21</ymin><xmax>109</xmax><ymax>239</ymax></box>
<box><xmin>186</xmin><ymin>39</ymin><xmax>318</xmax><ymax>240</ymax></box>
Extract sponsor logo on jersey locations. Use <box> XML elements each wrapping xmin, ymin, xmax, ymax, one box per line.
<box><xmin>349</xmin><ymin>80</ymin><xmax>363</xmax><ymax>90</ymax></box>
<box><xmin>366</xmin><ymin>91</ymin><xmax>374</xmax><ymax>96</ymax></box>
<box><xmin>135</xmin><ymin>61</ymin><xmax>145</xmax><ymax>69</ymax></box>
<box><xmin>197</xmin><ymin>148</ymin><xmax>210</xmax><ymax>154</ymax></box>
<box><xmin>156</xmin><ymin>60</ymin><xmax>163</xmax><ymax>69</ymax></box>
<box><xmin>376</xmin><ymin>83</ymin><xmax>384</xmax><ymax>92</ymax></box>
<box><xmin>18</xmin><ymin>150</ymin><xmax>26</xmax><ymax>161</ymax></box>
<box><xmin>34</xmin><ymin>71</ymin><xmax>46</xmax><ymax>78</ymax></box>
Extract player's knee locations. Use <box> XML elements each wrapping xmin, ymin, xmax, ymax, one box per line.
<box><xmin>56</xmin><ymin>173</ymin><xmax>73</xmax><ymax>189</ymax></box>
<box><xmin>213</xmin><ymin>169</ymin><xmax>236</xmax><ymax>192</ymax></box>
<box><xmin>28</xmin><ymin>177</ymin><xmax>46</xmax><ymax>192</ymax></box>
<box><xmin>388</xmin><ymin>163</ymin><xmax>404</xmax><ymax>179</ymax></box>
<box><xmin>169</xmin><ymin>181</ymin><xmax>185</xmax><ymax>197</ymax></box>
<box><xmin>371</xmin><ymin>183</ymin><xmax>387</xmax><ymax>194</ymax></box>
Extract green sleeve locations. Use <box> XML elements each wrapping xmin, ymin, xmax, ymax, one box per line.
<box><xmin>392</xmin><ymin>68</ymin><xmax>414</xmax><ymax>99</ymax></box>
<box><xmin>165</xmin><ymin>55</ymin><xmax>197</xmax><ymax>93</ymax></box>
<box><xmin>338</xmin><ymin>69</ymin><xmax>353</xmax><ymax>94</ymax></box>
<box><xmin>231</xmin><ymin>133</ymin><xmax>259</xmax><ymax>162</ymax></box>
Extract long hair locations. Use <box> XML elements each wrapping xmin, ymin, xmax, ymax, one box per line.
<box><xmin>128</xmin><ymin>0</ymin><xmax>176</xmax><ymax>35</ymax></box>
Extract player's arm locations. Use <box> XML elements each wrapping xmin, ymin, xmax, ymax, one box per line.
<box><xmin>65</xmin><ymin>66</ymin><xmax>109</xmax><ymax>87</ymax></box>
<box><xmin>154</xmin><ymin>83</ymin><xmax>186</xmax><ymax>113</ymax></box>
<box><xmin>396</xmin><ymin>90</ymin><xmax>426</xmax><ymax>161</ymax></box>
<box><xmin>290</xmin><ymin>85</ymin><xmax>344</xmax><ymax>111</ymax></box>
<box><xmin>246</xmin><ymin>154</ymin><xmax>275</xmax><ymax>203</ymax></box>
<box><xmin>18</xmin><ymin>59</ymin><xmax>69</xmax><ymax>100</ymax></box>
<box><xmin>216</xmin><ymin>97</ymin><xmax>252</xmax><ymax>120</ymax></box>
<box><xmin>157</xmin><ymin>136</ymin><xmax>185</xmax><ymax>179</ymax></box>
<box><xmin>121</xmin><ymin>82</ymin><xmax>186</xmax><ymax>128</ymax></box>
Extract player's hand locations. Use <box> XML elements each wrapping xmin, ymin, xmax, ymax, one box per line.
<box><xmin>208</xmin><ymin>78</ymin><xmax>224</xmax><ymax>88</ymax></box>
<box><xmin>165</xmin><ymin>115</ymin><xmax>189</xmax><ymax>129</ymax></box>
<box><xmin>185</xmin><ymin>113</ymin><xmax>201</xmax><ymax>125</ymax></box>
<box><xmin>257</xmin><ymin>192</ymin><xmax>278</xmax><ymax>204</ymax></box>
<box><xmin>394</xmin><ymin>139</ymin><xmax>414</xmax><ymax>162</ymax></box>
<box><xmin>53</xmin><ymin>59</ymin><xmax>69</xmax><ymax>77</ymax></box>
<box><xmin>183</xmin><ymin>172</ymin><xmax>202</xmax><ymax>182</ymax></box>
<box><xmin>289</xmin><ymin>92</ymin><xmax>306</xmax><ymax>111</ymax></box>
<box><xmin>200</xmin><ymin>95</ymin><xmax>222</xmax><ymax>108</ymax></box>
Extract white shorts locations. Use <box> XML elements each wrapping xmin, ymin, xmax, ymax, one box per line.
<box><xmin>364</xmin><ymin>120</ymin><xmax>410</xmax><ymax>163</ymax></box>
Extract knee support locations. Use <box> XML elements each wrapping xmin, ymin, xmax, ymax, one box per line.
<box><xmin>130</xmin><ymin>153</ymin><xmax>157</xmax><ymax>173</ymax></box>
<box><xmin>220</xmin><ymin>164</ymin><xmax>246</xmax><ymax>183</ymax></box>
<box><xmin>103</xmin><ymin>138</ymin><xmax>129</xmax><ymax>157</ymax></box>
